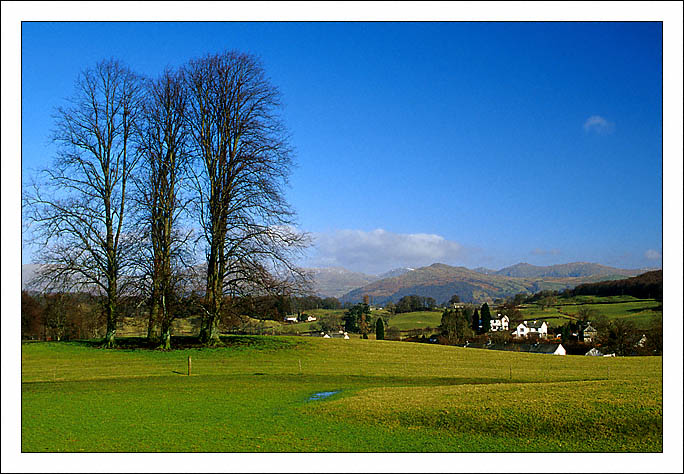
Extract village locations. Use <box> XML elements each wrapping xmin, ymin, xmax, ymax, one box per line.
<box><xmin>281</xmin><ymin>311</ymin><xmax>611</xmax><ymax>356</ymax></box>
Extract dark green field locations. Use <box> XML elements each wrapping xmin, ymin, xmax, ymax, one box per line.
<box><xmin>22</xmin><ymin>336</ymin><xmax>662</xmax><ymax>452</ymax></box>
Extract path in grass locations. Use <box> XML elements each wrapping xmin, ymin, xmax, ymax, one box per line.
<box><xmin>21</xmin><ymin>337</ymin><xmax>662</xmax><ymax>452</ymax></box>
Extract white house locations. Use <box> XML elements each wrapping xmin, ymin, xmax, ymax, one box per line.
<box><xmin>490</xmin><ymin>314</ymin><xmax>509</xmax><ymax>332</ymax></box>
<box><xmin>306</xmin><ymin>315</ymin><xmax>317</xmax><ymax>322</ymax></box>
<box><xmin>284</xmin><ymin>316</ymin><xmax>298</xmax><ymax>323</ymax></box>
<box><xmin>582</xmin><ymin>324</ymin><xmax>598</xmax><ymax>343</ymax></box>
<box><xmin>637</xmin><ymin>334</ymin><xmax>647</xmax><ymax>347</ymax></box>
<box><xmin>513</xmin><ymin>320</ymin><xmax>548</xmax><ymax>339</ymax></box>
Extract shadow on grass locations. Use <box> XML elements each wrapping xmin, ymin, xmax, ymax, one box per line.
<box><xmin>69</xmin><ymin>335</ymin><xmax>300</xmax><ymax>351</ymax></box>
<box><xmin>625</xmin><ymin>305</ymin><xmax>662</xmax><ymax>314</ymax></box>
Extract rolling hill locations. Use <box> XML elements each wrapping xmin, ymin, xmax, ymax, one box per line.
<box><xmin>340</xmin><ymin>262</ymin><xmax>650</xmax><ymax>305</ymax></box>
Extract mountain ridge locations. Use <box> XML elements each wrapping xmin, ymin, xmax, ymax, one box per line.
<box><xmin>339</xmin><ymin>262</ymin><xmax>653</xmax><ymax>304</ymax></box>
<box><xmin>22</xmin><ymin>262</ymin><xmax>658</xmax><ymax>302</ymax></box>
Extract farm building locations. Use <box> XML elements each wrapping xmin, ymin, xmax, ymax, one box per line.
<box><xmin>585</xmin><ymin>347</ymin><xmax>604</xmax><ymax>356</ymax></box>
<box><xmin>315</xmin><ymin>331</ymin><xmax>350</xmax><ymax>339</ymax></box>
<box><xmin>283</xmin><ymin>316</ymin><xmax>298</xmax><ymax>323</ymax></box>
<box><xmin>513</xmin><ymin>320</ymin><xmax>548</xmax><ymax>339</ymax></box>
<box><xmin>466</xmin><ymin>341</ymin><xmax>566</xmax><ymax>355</ymax></box>
<box><xmin>490</xmin><ymin>314</ymin><xmax>509</xmax><ymax>332</ymax></box>
<box><xmin>582</xmin><ymin>324</ymin><xmax>598</xmax><ymax>343</ymax></box>
<box><xmin>526</xmin><ymin>343</ymin><xmax>566</xmax><ymax>355</ymax></box>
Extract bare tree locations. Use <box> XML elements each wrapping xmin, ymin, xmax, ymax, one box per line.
<box><xmin>133</xmin><ymin>67</ymin><xmax>194</xmax><ymax>349</ymax></box>
<box><xmin>23</xmin><ymin>59</ymin><xmax>142</xmax><ymax>347</ymax></box>
<box><xmin>184</xmin><ymin>51</ymin><xmax>310</xmax><ymax>344</ymax></box>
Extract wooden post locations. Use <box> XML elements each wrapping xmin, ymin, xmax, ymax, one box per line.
<box><xmin>509</xmin><ymin>365</ymin><xmax>512</xmax><ymax>380</ymax></box>
<box><xmin>188</xmin><ymin>356</ymin><xmax>192</xmax><ymax>376</ymax></box>
<box><xmin>607</xmin><ymin>366</ymin><xmax>610</xmax><ymax>379</ymax></box>
<box><xmin>298</xmin><ymin>359</ymin><xmax>302</xmax><ymax>374</ymax></box>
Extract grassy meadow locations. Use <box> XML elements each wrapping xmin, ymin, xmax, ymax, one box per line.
<box><xmin>381</xmin><ymin>310</ymin><xmax>442</xmax><ymax>331</ymax></box>
<box><xmin>22</xmin><ymin>336</ymin><xmax>662</xmax><ymax>452</ymax></box>
<box><xmin>517</xmin><ymin>296</ymin><xmax>662</xmax><ymax>329</ymax></box>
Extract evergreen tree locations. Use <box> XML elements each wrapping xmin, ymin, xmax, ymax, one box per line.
<box><xmin>375</xmin><ymin>317</ymin><xmax>385</xmax><ymax>340</ymax></box>
<box><xmin>472</xmin><ymin>308</ymin><xmax>480</xmax><ymax>333</ymax></box>
<box><xmin>343</xmin><ymin>303</ymin><xmax>370</xmax><ymax>333</ymax></box>
<box><xmin>481</xmin><ymin>302</ymin><xmax>492</xmax><ymax>333</ymax></box>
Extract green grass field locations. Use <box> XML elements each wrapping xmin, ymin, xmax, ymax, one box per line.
<box><xmin>22</xmin><ymin>337</ymin><xmax>662</xmax><ymax>452</ymax></box>
<box><xmin>518</xmin><ymin>297</ymin><xmax>662</xmax><ymax>330</ymax></box>
<box><xmin>382</xmin><ymin>310</ymin><xmax>443</xmax><ymax>331</ymax></box>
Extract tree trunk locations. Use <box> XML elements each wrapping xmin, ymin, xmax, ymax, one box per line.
<box><xmin>104</xmin><ymin>277</ymin><xmax>117</xmax><ymax>348</ymax></box>
<box><xmin>160</xmin><ymin>326</ymin><xmax>171</xmax><ymax>350</ymax></box>
<box><xmin>201</xmin><ymin>243</ymin><xmax>223</xmax><ymax>345</ymax></box>
<box><xmin>147</xmin><ymin>312</ymin><xmax>159</xmax><ymax>343</ymax></box>
<box><xmin>147</xmin><ymin>290</ymin><xmax>160</xmax><ymax>344</ymax></box>
<box><xmin>104</xmin><ymin>318</ymin><xmax>116</xmax><ymax>348</ymax></box>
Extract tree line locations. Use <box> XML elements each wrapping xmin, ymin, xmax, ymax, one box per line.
<box><xmin>438</xmin><ymin>302</ymin><xmax>495</xmax><ymax>344</ymax></box>
<box><xmin>23</xmin><ymin>52</ymin><xmax>310</xmax><ymax>348</ymax></box>
<box><xmin>384</xmin><ymin>294</ymin><xmax>437</xmax><ymax>314</ymax></box>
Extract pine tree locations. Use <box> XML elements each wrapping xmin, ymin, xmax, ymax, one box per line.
<box><xmin>375</xmin><ymin>317</ymin><xmax>385</xmax><ymax>340</ymax></box>
<box><xmin>481</xmin><ymin>302</ymin><xmax>492</xmax><ymax>333</ymax></box>
<box><xmin>472</xmin><ymin>308</ymin><xmax>480</xmax><ymax>333</ymax></box>
<box><xmin>375</xmin><ymin>318</ymin><xmax>385</xmax><ymax>341</ymax></box>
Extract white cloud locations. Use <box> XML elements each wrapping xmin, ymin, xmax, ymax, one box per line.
<box><xmin>645</xmin><ymin>249</ymin><xmax>662</xmax><ymax>260</ymax></box>
<box><xmin>583</xmin><ymin>115</ymin><xmax>615</xmax><ymax>134</ymax></box>
<box><xmin>307</xmin><ymin>228</ymin><xmax>466</xmax><ymax>274</ymax></box>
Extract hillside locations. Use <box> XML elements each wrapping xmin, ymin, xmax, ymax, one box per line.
<box><xmin>572</xmin><ymin>269</ymin><xmax>663</xmax><ymax>300</ymax></box>
<box><xmin>495</xmin><ymin>262</ymin><xmax>646</xmax><ymax>278</ymax></box>
<box><xmin>341</xmin><ymin>262</ymin><xmax>650</xmax><ymax>304</ymax></box>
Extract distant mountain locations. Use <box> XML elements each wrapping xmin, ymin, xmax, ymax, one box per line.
<box><xmin>340</xmin><ymin>262</ymin><xmax>651</xmax><ymax>305</ymax></box>
<box><xmin>494</xmin><ymin>262</ymin><xmax>644</xmax><ymax>279</ymax></box>
<box><xmin>23</xmin><ymin>261</ymin><xmax>656</xmax><ymax>303</ymax></box>
<box><xmin>472</xmin><ymin>267</ymin><xmax>496</xmax><ymax>275</ymax></box>
<box><xmin>303</xmin><ymin>267</ymin><xmax>415</xmax><ymax>298</ymax></box>
<box><xmin>22</xmin><ymin>264</ymin><xmax>44</xmax><ymax>291</ymax></box>
<box><xmin>304</xmin><ymin>267</ymin><xmax>378</xmax><ymax>298</ymax></box>
<box><xmin>378</xmin><ymin>267</ymin><xmax>414</xmax><ymax>279</ymax></box>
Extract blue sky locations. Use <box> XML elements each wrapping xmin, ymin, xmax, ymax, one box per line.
<box><xmin>21</xmin><ymin>21</ymin><xmax>663</xmax><ymax>273</ymax></box>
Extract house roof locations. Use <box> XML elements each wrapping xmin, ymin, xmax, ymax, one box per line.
<box><xmin>520</xmin><ymin>320</ymin><xmax>546</xmax><ymax>329</ymax></box>
<box><xmin>527</xmin><ymin>343</ymin><xmax>562</xmax><ymax>354</ymax></box>
<box><xmin>485</xmin><ymin>343</ymin><xmax>563</xmax><ymax>354</ymax></box>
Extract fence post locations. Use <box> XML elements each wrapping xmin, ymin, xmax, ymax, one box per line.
<box><xmin>188</xmin><ymin>356</ymin><xmax>192</xmax><ymax>376</ymax></box>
